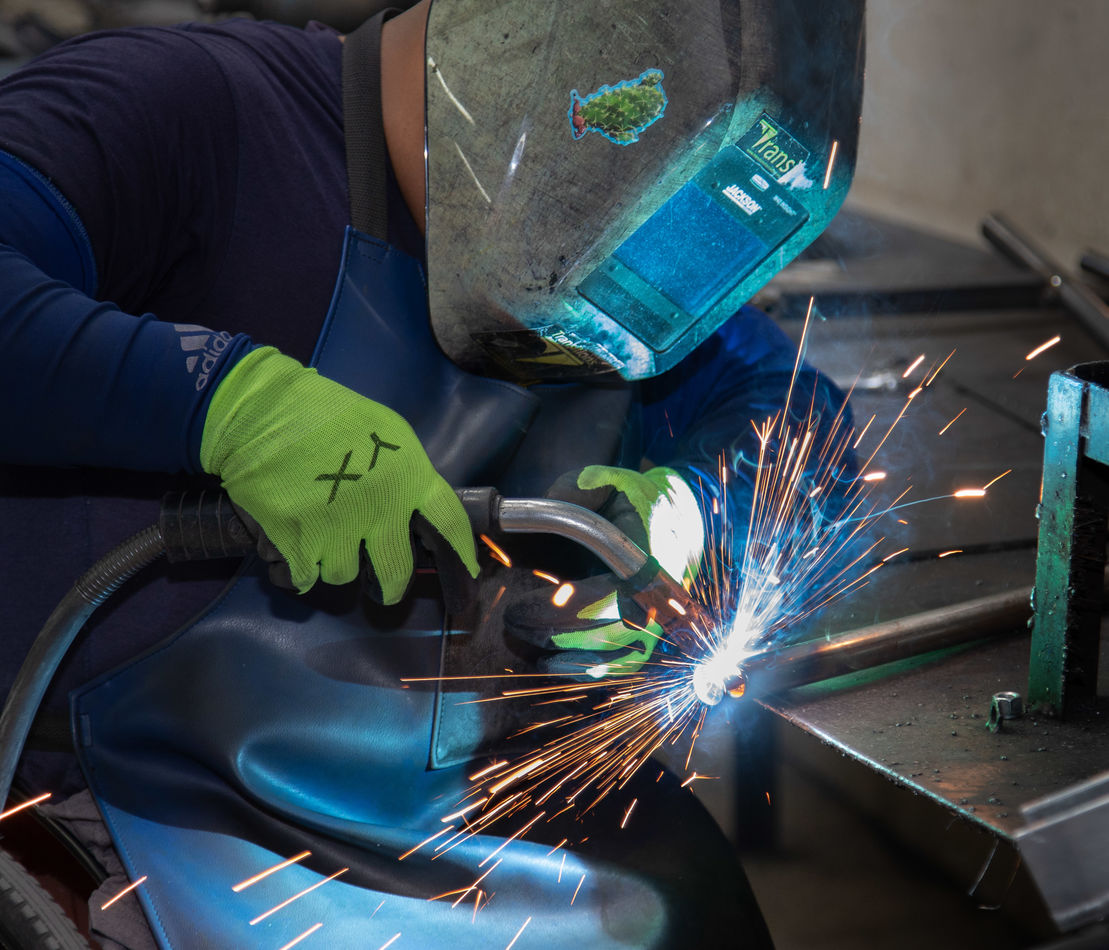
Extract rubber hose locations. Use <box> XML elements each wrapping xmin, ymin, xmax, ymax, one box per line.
<box><xmin>0</xmin><ymin>526</ymin><xmax>165</xmax><ymax>809</ymax></box>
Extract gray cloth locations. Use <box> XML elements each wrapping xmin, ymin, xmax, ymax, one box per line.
<box><xmin>42</xmin><ymin>789</ymin><xmax>158</xmax><ymax>950</ymax></box>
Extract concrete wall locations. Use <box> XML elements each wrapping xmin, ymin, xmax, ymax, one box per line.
<box><xmin>849</xmin><ymin>0</ymin><xmax>1109</xmax><ymax>268</ymax></box>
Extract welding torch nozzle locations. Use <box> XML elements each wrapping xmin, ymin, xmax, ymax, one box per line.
<box><xmin>456</xmin><ymin>487</ymin><xmax>709</xmax><ymax>644</ymax></box>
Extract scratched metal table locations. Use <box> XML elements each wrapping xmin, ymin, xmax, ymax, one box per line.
<box><xmin>746</xmin><ymin>214</ymin><xmax>1109</xmax><ymax>939</ymax></box>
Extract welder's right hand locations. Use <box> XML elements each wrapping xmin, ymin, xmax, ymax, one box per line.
<box><xmin>200</xmin><ymin>346</ymin><xmax>479</xmax><ymax>602</ymax></box>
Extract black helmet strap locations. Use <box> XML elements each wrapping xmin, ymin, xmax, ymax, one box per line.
<box><xmin>341</xmin><ymin>10</ymin><xmax>397</xmax><ymax>242</ymax></box>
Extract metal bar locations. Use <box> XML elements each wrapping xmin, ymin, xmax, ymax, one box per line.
<box><xmin>1017</xmin><ymin>770</ymin><xmax>1109</xmax><ymax>931</ymax></box>
<box><xmin>737</xmin><ymin>585</ymin><xmax>1037</xmax><ymax>697</ymax></box>
<box><xmin>982</xmin><ymin>213</ymin><xmax>1109</xmax><ymax>352</ymax></box>
<box><xmin>1080</xmin><ymin>249</ymin><xmax>1109</xmax><ymax>283</ymax></box>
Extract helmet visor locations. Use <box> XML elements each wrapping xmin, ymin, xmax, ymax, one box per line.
<box><xmin>425</xmin><ymin>0</ymin><xmax>865</xmax><ymax>380</ymax></box>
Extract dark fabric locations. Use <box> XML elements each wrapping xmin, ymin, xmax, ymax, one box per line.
<box><xmin>0</xmin><ymin>217</ymin><xmax>253</xmax><ymax>472</ymax></box>
<box><xmin>0</xmin><ymin>20</ymin><xmax>350</xmax><ymax>360</ymax></box>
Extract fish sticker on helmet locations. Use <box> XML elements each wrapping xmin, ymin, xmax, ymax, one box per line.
<box><xmin>568</xmin><ymin>69</ymin><xmax>668</xmax><ymax>145</ymax></box>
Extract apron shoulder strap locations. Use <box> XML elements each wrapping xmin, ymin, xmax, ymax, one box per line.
<box><xmin>341</xmin><ymin>11</ymin><xmax>394</xmax><ymax>241</ymax></box>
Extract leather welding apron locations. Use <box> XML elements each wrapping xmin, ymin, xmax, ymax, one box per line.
<box><xmin>70</xmin><ymin>15</ymin><xmax>766</xmax><ymax>950</ymax></box>
<box><xmin>71</xmin><ymin>226</ymin><xmax>758</xmax><ymax>948</ymax></box>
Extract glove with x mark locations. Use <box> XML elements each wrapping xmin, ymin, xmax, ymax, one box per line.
<box><xmin>201</xmin><ymin>347</ymin><xmax>478</xmax><ymax>604</ymax></box>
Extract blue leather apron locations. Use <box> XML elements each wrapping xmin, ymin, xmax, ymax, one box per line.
<box><xmin>70</xmin><ymin>226</ymin><xmax>761</xmax><ymax>949</ymax></box>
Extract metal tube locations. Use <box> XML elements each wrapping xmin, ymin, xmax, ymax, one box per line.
<box><xmin>1080</xmin><ymin>249</ymin><xmax>1109</xmax><ymax>283</ymax></box>
<box><xmin>738</xmin><ymin>584</ymin><xmax>1036</xmax><ymax>697</ymax></box>
<box><xmin>494</xmin><ymin>497</ymin><xmax>648</xmax><ymax>579</ymax></box>
<box><xmin>982</xmin><ymin>213</ymin><xmax>1109</xmax><ymax>352</ymax></box>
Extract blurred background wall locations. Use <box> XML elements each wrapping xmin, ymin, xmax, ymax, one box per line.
<box><xmin>850</xmin><ymin>0</ymin><xmax>1108</xmax><ymax>268</ymax></box>
<box><xmin>4</xmin><ymin>1</ymin><xmax>1106</xmax><ymax>275</ymax></box>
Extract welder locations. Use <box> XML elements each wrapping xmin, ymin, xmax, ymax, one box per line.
<box><xmin>0</xmin><ymin>1</ymin><xmax>864</xmax><ymax>947</ymax></box>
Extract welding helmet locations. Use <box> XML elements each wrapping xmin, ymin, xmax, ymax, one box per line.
<box><xmin>424</xmin><ymin>0</ymin><xmax>865</xmax><ymax>381</ymax></box>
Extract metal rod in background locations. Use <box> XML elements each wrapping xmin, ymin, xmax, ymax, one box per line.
<box><xmin>738</xmin><ymin>585</ymin><xmax>1038</xmax><ymax>698</ymax></box>
<box><xmin>1080</xmin><ymin>249</ymin><xmax>1109</xmax><ymax>284</ymax></box>
<box><xmin>982</xmin><ymin>213</ymin><xmax>1109</xmax><ymax>352</ymax></box>
<box><xmin>736</xmin><ymin>569</ymin><xmax>1109</xmax><ymax>699</ymax></box>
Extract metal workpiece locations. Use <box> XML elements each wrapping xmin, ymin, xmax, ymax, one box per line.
<box><xmin>982</xmin><ymin>214</ymin><xmax>1109</xmax><ymax>353</ymax></box>
<box><xmin>734</xmin><ymin>585</ymin><xmax>1037</xmax><ymax>699</ymax></box>
<box><xmin>1016</xmin><ymin>770</ymin><xmax>1109</xmax><ymax>931</ymax></box>
<box><xmin>1029</xmin><ymin>364</ymin><xmax>1109</xmax><ymax>716</ymax></box>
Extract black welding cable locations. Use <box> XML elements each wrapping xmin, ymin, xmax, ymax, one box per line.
<box><xmin>0</xmin><ymin>525</ymin><xmax>165</xmax><ymax>810</ymax></box>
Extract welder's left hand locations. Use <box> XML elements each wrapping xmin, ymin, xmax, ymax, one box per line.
<box><xmin>503</xmin><ymin>465</ymin><xmax>705</xmax><ymax>679</ymax></box>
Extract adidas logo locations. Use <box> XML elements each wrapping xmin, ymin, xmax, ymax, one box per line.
<box><xmin>174</xmin><ymin>324</ymin><xmax>233</xmax><ymax>392</ymax></box>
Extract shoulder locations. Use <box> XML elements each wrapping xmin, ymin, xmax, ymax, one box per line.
<box><xmin>0</xmin><ymin>20</ymin><xmax>339</xmax><ymax>150</ymax></box>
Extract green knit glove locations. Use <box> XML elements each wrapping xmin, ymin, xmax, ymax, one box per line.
<box><xmin>200</xmin><ymin>347</ymin><xmax>479</xmax><ymax>601</ymax></box>
<box><xmin>504</xmin><ymin>465</ymin><xmax>705</xmax><ymax>678</ymax></box>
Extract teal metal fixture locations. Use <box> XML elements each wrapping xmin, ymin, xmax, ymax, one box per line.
<box><xmin>1029</xmin><ymin>363</ymin><xmax>1109</xmax><ymax>715</ymax></box>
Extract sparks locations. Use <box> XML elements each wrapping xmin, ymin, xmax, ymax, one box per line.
<box><xmin>377</xmin><ymin>934</ymin><xmax>401</xmax><ymax>950</ymax></box>
<box><xmin>533</xmin><ymin>570</ymin><xmax>560</xmax><ymax>584</ymax></box>
<box><xmin>939</xmin><ymin>408</ymin><xmax>966</xmax><ymax>435</ymax></box>
<box><xmin>953</xmin><ymin>488</ymin><xmax>986</xmax><ymax>499</ymax></box>
<box><xmin>232</xmin><ymin>851</ymin><xmax>311</xmax><ymax>892</ymax></box>
<box><xmin>249</xmin><ymin>869</ymin><xmax>348</xmax><ymax>926</ymax></box>
<box><xmin>403</xmin><ymin>334</ymin><xmax>996</xmax><ymax>893</ymax></box>
<box><xmin>441</xmin><ymin>800</ymin><xmax>487</xmax><ymax>823</ymax></box>
<box><xmin>552</xmin><ymin>583</ymin><xmax>574</xmax><ymax>607</ymax></box>
<box><xmin>901</xmin><ymin>354</ymin><xmax>925</xmax><ymax>378</ymax></box>
<box><xmin>680</xmin><ymin>772</ymin><xmax>716</xmax><ymax>788</ymax></box>
<box><xmin>469</xmin><ymin>759</ymin><xmax>510</xmax><ymax>782</ymax></box>
<box><xmin>101</xmin><ymin>875</ymin><xmax>148</xmax><ymax>911</ymax></box>
<box><xmin>505</xmin><ymin>917</ymin><xmax>532</xmax><ymax>950</ymax></box>
<box><xmin>853</xmin><ymin>413</ymin><xmax>876</xmax><ymax>449</ymax></box>
<box><xmin>571</xmin><ymin>874</ymin><xmax>586</xmax><ymax>906</ymax></box>
<box><xmin>277</xmin><ymin>923</ymin><xmax>323</xmax><ymax>950</ymax></box>
<box><xmin>480</xmin><ymin>534</ymin><xmax>512</xmax><ymax>567</ymax></box>
<box><xmin>923</xmin><ymin>348</ymin><xmax>956</xmax><ymax>386</ymax></box>
<box><xmin>822</xmin><ymin>139</ymin><xmax>839</xmax><ymax>190</ymax></box>
<box><xmin>1026</xmin><ymin>335</ymin><xmax>1061</xmax><ymax>361</ymax></box>
<box><xmin>449</xmin><ymin>859</ymin><xmax>501</xmax><ymax>908</ymax></box>
<box><xmin>983</xmin><ymin>469</ymin><xmax>1011</xmax><ymax>490</ymax></box>
<box><xmin>400</xmin><ymin>826</ymin><xmax>454</xmax><ymax>860</ymax></box>
<box><xmin>0</xmin><ymin>791</ymin><xmax>50</xmax><ymax>821</ymax></box>
<box><xmin>938</xmin><ymin>549</ymin><xmax>963</xmax><ymax>558</ymax></box>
